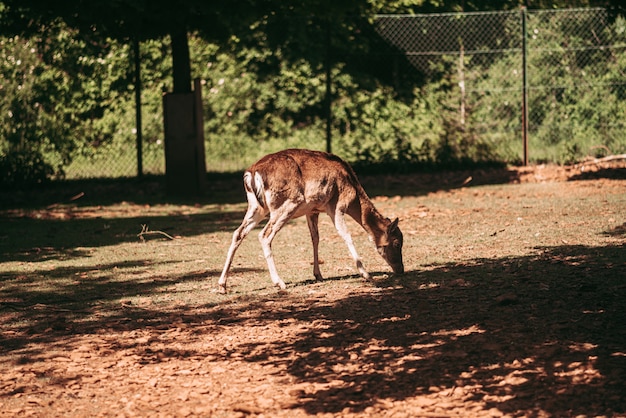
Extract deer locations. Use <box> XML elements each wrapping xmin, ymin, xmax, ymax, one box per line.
<box><xmin>217</xmin><ymin>148</ymin><xmax>404</xmax><ymax>293</ymax></box>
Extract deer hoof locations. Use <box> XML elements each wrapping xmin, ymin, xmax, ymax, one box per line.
<box><xmin>218</xmin><ymin>285</ymin><xmax>227</xmax><ymax>294</ymax></box>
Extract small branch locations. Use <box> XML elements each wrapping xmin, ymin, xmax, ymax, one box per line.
<box><xmin>137</xmin><ymin>224</ymin><xmax>175</xmax><ymax>242</ymax></box>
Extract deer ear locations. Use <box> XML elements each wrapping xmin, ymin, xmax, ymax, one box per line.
<box><xmin>388</xmin><ymin>217</ymin><xmax>399</xmax><ymax>232</ymax></box>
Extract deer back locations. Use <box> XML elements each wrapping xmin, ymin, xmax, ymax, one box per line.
<box><xmin>247</xmin><ymin>149</ymin><xmax>362</xmax><ymax>214</ymax></box>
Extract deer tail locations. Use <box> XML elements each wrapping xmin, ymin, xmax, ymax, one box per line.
<box><xmin>243</xmin><ymin>171</ymin><xmax>266</xmax><ymax>209</ymax></box>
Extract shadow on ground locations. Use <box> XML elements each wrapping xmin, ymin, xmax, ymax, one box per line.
<box><xmin>569</xmin><ymin>166</ymin><xmax>626</xmax><ymax>181</ymax></box>
<box><xmin>1</xmin><ymin>242</ymin><xmax>624</xmax><ymax>416</ymax></box>
<box><xmin>229</xmin><ymin>243</ymin><xmax>626</xmax><ymax>416</ymax></box>
<box><xmin>0</xmin><ymin>209</ymin><xmax>244</xmax><ymax>263</ymax></box>
<box><xmin>0</xmin><ymin>166</ymin><xmax>524</xmax><ymax>262</ymax></box>
<box><xmin>0</xmin><ymin>166</ymin><xmax>525</xmax><ymax>211</ymax></box>
<box><xmin>3</xmin><ymin>161</ymin><xmax>626</xmax><ymax>211</ymax></box>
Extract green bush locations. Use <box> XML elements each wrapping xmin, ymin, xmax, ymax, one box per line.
<box><xmin>0</xmin><ymin>151</ymin><xmax>54</xmax><ymax>188</ymax></box>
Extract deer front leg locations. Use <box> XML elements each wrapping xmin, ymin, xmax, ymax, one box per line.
<box><xmin>218</xmin><ymin>206</ymin><xmax>265</xmax><ymax>294</ymax></box>
<box><xmin>331</xmin><ymin>211</ymin><xmax>371</xmax><ymax>280</ymax></box>
<box><xmin>306</xmin><ymin>213</ymin><xmax>323</xmax><ymax>281</ymax></box>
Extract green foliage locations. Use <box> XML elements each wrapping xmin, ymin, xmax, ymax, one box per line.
<box><xmin>0</xmin><ymin>32</ymin><xmax>72</xmax><ymax>183</ymax></box>
<box><xmin>0</xmin><ymin>20</ymin><xmax>136</xmax><ymax>183</ymax></box>
<box><xmin>1</xmin><ymin>6</ymin><xmax>626</xmax><ymax>180</ymax></box>
<box><xmin>0</xmin><ymin>150</ymin><xmax>53</xmax><ymax>188</ymax></box>
<box><xmin>526</xmin><ymin>10</ymin><xmax>626</xmax><ymax>163</ymax></box>
<box><xmin>190</xmin><ymin>32</ymin><xmax>329</xmax><ymax>170</ymax></box>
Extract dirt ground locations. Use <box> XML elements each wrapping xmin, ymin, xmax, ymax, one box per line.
<box><xmin>1</xmin><ymin>161</ymin><xmax>625</xmax><ymax>417</ymax></box>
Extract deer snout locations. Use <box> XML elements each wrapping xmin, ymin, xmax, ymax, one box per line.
<box><xmin>392</xmin><ymin>263</ymin><xmax>405</xmax><ymax>275</ymax></box>
<box><xmin>378</xmin><ymin>245</ymin><xmax>404</xmax><ymax>275</ymax></box>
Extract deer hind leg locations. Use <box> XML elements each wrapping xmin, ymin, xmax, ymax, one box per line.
<box><xmin>258</xmin><ymin>202</ymin><xmax>300</xmax><ymax>290</ymax></box>
<box><xmin>306</xmin><ymin>213</ymin><xmax>323</xmax><ymax>281</ymax></box>
<box><xmin>330</xmin><ymin>210</ymin><xmax>371</xmax><ymax>280</ymax></box>
<box><xmin>218</xmin><ymin>202</ymin><xmax>266</xmax><ymax>294</ymax></box>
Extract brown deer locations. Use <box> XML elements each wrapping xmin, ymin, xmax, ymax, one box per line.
<box><xmin>218</xmin><ymin>149</ymin><xmax>404</xmax><ymax>293</ymax></box>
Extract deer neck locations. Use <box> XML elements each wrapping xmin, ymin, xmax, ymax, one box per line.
<box><xmin>359</xmin><ymin>200</ymin><xmax>389</xmax><ymax>247</ymax></box>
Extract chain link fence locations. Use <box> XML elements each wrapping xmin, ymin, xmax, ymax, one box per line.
<box><xmin>526</xmin><ymin>8</ymin><xmax>626</xmax><ymax>162</ymax></box>
<box><xmin>375</xmin><ymin>11</ymin><xmax>522</xmax><ymax>74</ymax></box>
<box><xmin>374</xmin><ymin>8</ymin><xmax>626</xmax><ymax>164</ymax></box>
<box><xmin>60</xmin><ymin>8</ymin><xmax>625</xmax><ymax>179</ymax></box>
<box><xmin>375</xmin><ymin>11</ymin><xmax>522</xmax><ymax>151</ymax></box>
<box><xmin>64</xmin><ymin>143</ymin><xmax>164</xmax><ymax>179</ymax></box>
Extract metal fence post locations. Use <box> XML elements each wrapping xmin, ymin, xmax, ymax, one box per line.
<box><xmin>521</xmin><ymin>7</ymin><xmax>529</xmax><ymax>166</ymax></box>
<box><xmin>133</xmin><ymin>38</ymin><xmax>143</xmax><ymax>177</ymax></box>
<box><xmin>325</xmin><ymin>21</ymin><xmax>332</xmax><ymax>154</ymax></box>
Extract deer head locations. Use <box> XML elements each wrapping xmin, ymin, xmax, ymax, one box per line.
<box><xmin>376</xmin><ymin>217</ymin><xmax>404</xmax><ymax>274</ymax></box>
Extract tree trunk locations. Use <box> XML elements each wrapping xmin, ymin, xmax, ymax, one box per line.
<box><xmin>163</xmin><ymin>28</ymin><xmax>206</xmax><ymax>196</ymax></box>
<box><xmin>170</xmin><ymin>29</ymin><xmax>191</xmax><ymax>93</ymax></box>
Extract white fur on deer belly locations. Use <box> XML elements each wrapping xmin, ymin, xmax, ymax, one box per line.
<box><xmin>292</xmin><ymin>202</ymin><xmax>326</xmax><ymax>218</ymax></box>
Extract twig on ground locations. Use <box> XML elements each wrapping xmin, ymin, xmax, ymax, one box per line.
<box><xmin>137</xmin><ymin>224</ymin><xmax>175</xmax><ymax>242</ymax></box>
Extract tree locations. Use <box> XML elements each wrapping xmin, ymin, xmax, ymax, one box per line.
<box><xmin>0</xmin><ymin>0</ymin><xmax>260</xmax><ymax>191</ymax></box>
<box><xmin>0</xmin><ymin>0</ymin><xmax>380</xmax><ymax>190</ymax></box>
<box><xmin>2</xmin><ymin>0</ymin><xmax>622</xmax><ymax>91</ymax></box>
<box><xmin>2</xmin><ymin>0</ymin><xmax>623</xmax><ymax>186</ymax></box>
<box><xmin>0</xmin><ymin>1</ymin><xmax>258</xmax><ymax>91</ymax></box>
